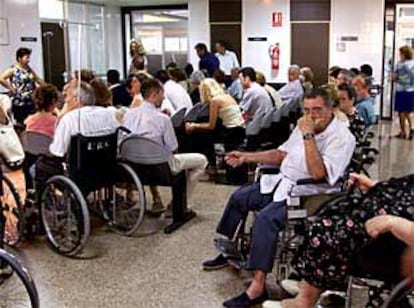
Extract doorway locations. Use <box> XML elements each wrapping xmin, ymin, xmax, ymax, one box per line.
<box><xmin>381</xmin><ymin>3</ymin><xmax>414</xmax><ymax>120</ymax></box>
<box><xmin>41</xmin><ymin>22</ymin><xmax>67</xmax><ymax>90</ymax></box>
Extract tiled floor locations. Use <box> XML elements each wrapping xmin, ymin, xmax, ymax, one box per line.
<box><xmin>3</xmin><ymin>120</ymin><xmax>414</xmax><ymax>308</ymax></box>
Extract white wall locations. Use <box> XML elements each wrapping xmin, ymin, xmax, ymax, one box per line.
<box><xmin>330</xmin><ymin>0</ymin><xmax>385</xmax><ymax>83</ymax></box>
<box><xmin>188</xmin><ymin>0</ymin><xmax>209</xmax><ymax>69</ymax></box>
<box><xmin>242</xmin><ymin>0</ymin><xmax>290</xmax><ymax>83</ymax></box>
<box><xmin>0</xmin><ymin>0</ymin><xmax>43</xmax><ymax>91</ymax></box>
<box><xmin>106</xmin><ymin>5</ymin><xmax>124</xmax><ymax>77</ymax></box>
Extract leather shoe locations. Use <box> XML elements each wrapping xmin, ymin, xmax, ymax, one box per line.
<box><xmin>223</xmin><ymin>290</ymin><xmax>268</xmax><ymax>307</ymax></box>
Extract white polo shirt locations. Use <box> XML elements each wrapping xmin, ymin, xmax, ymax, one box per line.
<box><xmin>215</xmin><ymin>50</ymin><xmax>240</xmax><ymax>75</ymax></box>
<box><xmin>123</xmin><ymin>101</ymin><xmax>178</xmax><ymax>152</ymax></box>
<box><xmin>49</xmin><ymin>106</ymin><xmax>120</xmax><ymax>157</ymax></box>
<box><xmin>260</xmin><ymin>116</ymin><xmax>356</xmax><ymax>202</ymax></box>
<box><xmin>164</xmin><ymin>80</ymin><xmax>193</xmax><ymax>114</ymax></box>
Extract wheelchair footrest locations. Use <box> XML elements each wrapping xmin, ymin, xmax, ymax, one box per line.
<box><xmin>214</xmin><ymin>238</ymin><xmax>240</xmax><ymax>258</ymax></box>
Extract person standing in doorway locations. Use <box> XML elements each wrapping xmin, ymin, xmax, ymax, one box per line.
<box><xmin>0</xmin><ymin>47</ymin><xmax>44</xmax><ymax>124</ymax></box>
<box><xmin>394</xmin><ymin>45</ymin><xmax>414</xmax><ymax>139</ymax></box>
<box><xmin>215</xmin><ymin>41</ymin><xmax>240</xmax><ymax>88</ymax></box>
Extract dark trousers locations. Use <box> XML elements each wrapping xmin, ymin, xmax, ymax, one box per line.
<box><xmin>216</xmin><ymin>182</ymin><xmax>287</xmax><ymax>273</ymax></box>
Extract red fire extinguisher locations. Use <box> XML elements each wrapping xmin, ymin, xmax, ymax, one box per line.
<box><xmin>269</xmin><ymin>43</ymin><xmax>280</xmax><ymax>71</ymax></box>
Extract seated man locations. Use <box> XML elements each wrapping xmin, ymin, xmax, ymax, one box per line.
<box><xmin>352</xmin><ymin>75</ymin><xmax>376</xmax><ymax>126</ymax></box>
<box><xmin>278</xmin><ymin>65</ymin><xmax>304</xmax><ymax>102</ymax></box>
<box><xmin>239</xmin><ymin>67</ymin><xmax>272</xmax><ymax>123</ymax></box>
<box><xmin>123</xmin><ymin>79</ymin><xmax>208</xmax><ymax>215</ymax></box>
<box><xmin>202</xmin><ymin>87</ymin><xmax>356</xmax><ymax>307</ymax></box>
<box><xmin>35</xmin><ymin>80</ymin><xmax>120</xmax><ymax>190</ymax></box>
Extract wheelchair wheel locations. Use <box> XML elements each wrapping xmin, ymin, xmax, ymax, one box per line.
<box><xmin>40</xmin><ymin>175</ymin><xmax>90</xmax><ymax>257</ymax></box>
<box><xmin>1</xmin><ymin>175</ymin><xmax>25</xmax><ymax>246</ymax></box>
<box><xmin>0</xmin><ymin>248</ymin><xmax>39</xmax><ymax>307</ymax></box>
<box><xmin>101</xmin><ymin>163</ymin><xmax>146</xmax><ymax>236</ymax></box>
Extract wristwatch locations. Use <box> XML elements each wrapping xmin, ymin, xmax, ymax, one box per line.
<box><xmin>303</xmin><ymin>132</ymin><xmax>315</xmax><ymax>140</ymax></box>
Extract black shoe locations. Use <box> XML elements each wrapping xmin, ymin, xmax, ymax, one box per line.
<box><xmin>223</xmin><ymin>290</ymin><xmax>269</xmax><ymax>307</ymax></box>
<box><xmin>202</xmin><ymin>254</ymin><xmax>229</xmax><ymax>271</ymax></box>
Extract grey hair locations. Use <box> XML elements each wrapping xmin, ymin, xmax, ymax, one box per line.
<box><xmin>190</xmin><ymin>70</ymin><xmax>206</xmax><ymax>85</ymax></box>
<box><xmin>74</xmin><ymin>81</ymin><xmax>96</xmax><ymax>106</ymax></box>
<box><xmin>288</xmin><ymin>64</ymin><xmax>301</xmax><ymax>73</ymax></box>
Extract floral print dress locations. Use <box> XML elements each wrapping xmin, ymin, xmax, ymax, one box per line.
<box><xmin>9</xmin><ymin>65</ymin><xmax>36</xmax><ymax>123</ymax></box>
<box><xmin>292</xmin><ymin>174</ymin><xmax>414</xmax><ymax>290</ymax></box>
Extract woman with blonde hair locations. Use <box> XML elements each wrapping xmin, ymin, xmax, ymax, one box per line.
<box><xmin>185</xmin><ymin>78</ymin><xmax>245</xmax><ymax>181</ymax></box>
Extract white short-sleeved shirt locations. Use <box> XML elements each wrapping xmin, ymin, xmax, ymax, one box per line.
<box><xmin>123</xmin><ymin>101</ymin><xmax>178</xmax><ymax>152</ymax></box>
<box><xmin>215</xmin><ymin>50</ymin><xmax>240</xmax><ymax>75</ymax></box>
<box><xmin>49</xmin><ymin>106</ymin><xmax>120</xmax><ymax>157</ymax></box>
<box><xmin>278</xmin><ymin>79</ymin><xmax>304</xmax><ymax>102</ymax></box>
<box><xmin>240</xmin><ymin>82</ymin><xmax>273</xmax><ymax>122</ymax></box>
<box><xmin>164</xmin><ymin>80</ymin><xmax>193</xmax><ymax>114</ymax></box>
<box><xmin>260</xmin><ymin>116</ymin><xmax>356</xmax><ymax>202</ymax></box>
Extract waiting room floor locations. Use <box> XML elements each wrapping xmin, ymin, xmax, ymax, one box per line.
<box><xmin>4</xmin><ymin>120</ymin><xmax>414</xmax><ymax>308</ymax></box>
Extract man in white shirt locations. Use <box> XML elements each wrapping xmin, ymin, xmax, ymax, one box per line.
<box><xmin>239</xmin><ymin>67</ymin><xmax>273</xmax><ymax>123</ymax></box>
<box><xmin>278</xmin><ymin>65</ymin><xmax>304</xmax><ymax>102</ymax></box>
<box><xmin>34</xmin><ymin>81</ymin><xmax>119</xmax><ymax>197</ymax></box>
<box><xmin>202</xmin><ymin>87</ymin><xmax>356</xmax><ymax>307</ymax></box>
<box><xmin>50</xmin><ymin>81</ymin><xmax>120</xmax><ymax>157</ymax></box>
<box><xmin>123</xmin><ymin>79</ymin><xmax>208</xmax><ymax>214</ymax></box>
<box><xmin>159</xmin><ymin>69</ymin><xmax>193</xmax><ymax>115</ymax></box>
<box><xmin>215</xmin><ymin>41</ymin><xmax>240</xmax><ymax>87</ymax></box>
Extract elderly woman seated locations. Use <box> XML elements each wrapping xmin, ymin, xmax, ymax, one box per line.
<box><xmin>264</xmin><ymin>172</ymin><xmax>414</xmax><ymax>308</ymax></box>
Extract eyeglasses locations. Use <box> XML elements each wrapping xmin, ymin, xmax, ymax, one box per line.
<box><xmin>303</xmin><ymin>106</ymin><xmax>326</xmax><ymax>114</ymax></box>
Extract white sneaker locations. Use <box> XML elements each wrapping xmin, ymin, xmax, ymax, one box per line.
<box><xmin>280</xmin><ymin>279</ymin><xmax>300</xmax><ymax>297</ymax></box>
<box><xmin>263</xmin><ymin>300</ymin><xmax>283</xmax><ymax>308</ymax></box>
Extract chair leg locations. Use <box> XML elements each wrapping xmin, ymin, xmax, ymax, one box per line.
<box><xmin>164</xmin><ymin>172</ymin><xmax>196</xmax><ymax>234</ymax></box>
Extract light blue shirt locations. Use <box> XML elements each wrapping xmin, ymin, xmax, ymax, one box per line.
<box><xmin>355</xmin><ymin>96</ymin><xmax>376</xmax><ymax>126</ymax></box>
<box><xmin>123</xmin><ymin>102</ymin><xmax>178</xmax><ymax>152</ymax></box>
<box><xmin>240</xmin><ymin>82</ymin><xmax>272</xmax><ymax>122</ymax></box>
<box><xmin>228</xmin><ymin>79</ymin><xmax>243</xmax><ymax>101</ymax></box>
<box><xmin>395</xmin><ymin>60</ymin><xmax>414</xmax><ymax>92</ymax></box>
<box><xmin>278</xmin><ymin>79</ymin><xmax>304</xmax><ymax>102</ymax></box>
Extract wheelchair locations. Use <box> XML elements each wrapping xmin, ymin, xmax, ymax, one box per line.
<box><xmin>39</xmin><ymin>131</ymin><xmax>145</xmax><ymax>257</ymax></box>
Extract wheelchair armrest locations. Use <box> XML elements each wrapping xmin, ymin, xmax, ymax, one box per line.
<box><xmin>117</xmin><ymin>126</ymin><xmax>131</xmax><ymax>134</ymax></box>
<box><xmin>296</xmin><ymin>178</ymin><xmax>328</xmax><ymax>185</ymax></box>
<box><xmin>257</xmin><ymin>164</ymin><xmax>280</xmax><ymax>174</ymax></box>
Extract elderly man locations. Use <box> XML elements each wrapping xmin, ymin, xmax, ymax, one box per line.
<box><xmin>123</xmin><ymin>79</ymin><xmax>208</xmax><ymax>215</ymax></box>
<box><xmin>352</xmin><ymin>75</ymin><xmax>376</xmax><ymax>126</ymax></box>
<box><xmin>34</xmin><ymin>80</ymin><xmax>119</xmax><ymax>196</ymax></box>
<box><xmin>203</xmin><ymin>87</ymin><xmax>356</xmax><ymax>307</ymax></box>
<box><xmin>278</xmin><ymin>65</ymin><xmax>304</xmax><ymax>102</ymax></box>
<box><xmin>239</xmin><ymin>67</ymin><xmax>272</xmax><ymax>123</ymax></box>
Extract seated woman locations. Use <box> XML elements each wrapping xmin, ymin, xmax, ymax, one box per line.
<box><xmin>264</xmin><ymin>172</ymin><xmax>414</xmax><ymax>308</ymax></box>
<box><xmin>185</xmin><ymin>78</ymin><xmax>245</xmax><ymax>180</ymax></box>
<box><xmin>25</xmin><ymin>83</ymin><xmax>58</xmax><ymax>137</ymax></box>
<box><xmin>23</xmin><ymin>84</ymin><xmax>58</xmax><ymax>191</ymax></box>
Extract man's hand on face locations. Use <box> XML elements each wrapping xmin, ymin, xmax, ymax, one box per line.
<box><xmin>298</xmin><ymin>115</ymin><xmax>316</xmax><ymax>134</ymax></box>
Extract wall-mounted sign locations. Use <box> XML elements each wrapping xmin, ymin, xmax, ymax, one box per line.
<box><xmin>248</xmin><ymin>37</ymin><xmax>267</xmax><ymax>42</ymax></box>
<box><xmin>341</xmin><ymin>36</ymin><xmax>358</xmax><ymax>42</ymax></box>
<box><xmin>272</xmin><ymin>12</ymin><xmax>283</xmax><ymax>27</ymax></box>
<box><xmin>21</xmin><ymin>37</ymin><xmax>37</xmax><ymax>42</ymax></box>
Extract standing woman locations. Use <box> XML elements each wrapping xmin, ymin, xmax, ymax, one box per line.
<box><xmin>129</xmin><ymin>41</ymin><xmax>148</xmax><ymax>75</ymax></box>
<box><xmin>394</xmin><ymin>45</ymin><xmax>414</xmax><ymax>139</ymax></box>
<box><xmin>0</xmin><ymin>47</ymin><xmax>44</xmax><ymax>124</ymax></box>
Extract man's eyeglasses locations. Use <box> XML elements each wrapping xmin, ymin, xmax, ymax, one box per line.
<box><xmin>303</xmin><ymin>106</ymin><xmax>326</xmax><ymax>114</ymax></box>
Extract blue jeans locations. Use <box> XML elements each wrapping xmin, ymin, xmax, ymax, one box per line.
<box><xmin>216</xmin><ymin>182</ymin><xmax>287</xmax><ymax>273</ymax></box>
